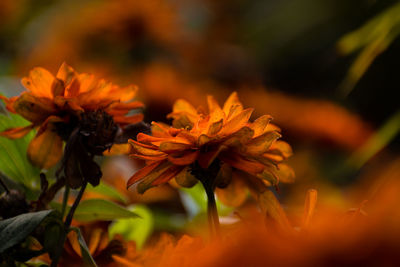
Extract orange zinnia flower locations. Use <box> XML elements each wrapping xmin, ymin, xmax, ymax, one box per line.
<box><xmin>0</xmin><ymin>63</ymin><xmax>143</xmax><ymax>186</ymax></box>
<box><xmin>128</xmin><ymin>92</ymin><xmax>293</xmax><ymax>206</ymax></box>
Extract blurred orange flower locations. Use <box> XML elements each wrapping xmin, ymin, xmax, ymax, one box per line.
<box><xmin>127</xmin><ymin>92</ymin><xmax>293</xmax><ymax>206</ymax></box>
<box><xmin>0</xmin><ymin>63</ymin><xmax>143</xmax><ymax>170</ymax></box>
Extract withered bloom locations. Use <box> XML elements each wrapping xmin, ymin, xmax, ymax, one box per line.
<box><xmin>128</xmin><ymin>92</ymin><xmax>294</xmax><ymax>207</ymax></box>
<box><xmin>0</xmin><ymin>63</ymin><xmax>144</xmax><ymax>188</ymax></box>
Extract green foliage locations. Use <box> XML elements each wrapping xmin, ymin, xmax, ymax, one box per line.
<box><xmin>181</xmin><ymin>183</ymin><xmax>233</xmax><ymax>218</ymax></box>
<box><xmin>69</xmin><ymin>227</ymin><xmax>98</xmax><ymax>267</ymax></box>
<box><xmin>0</xmin><ymin>210</ymin><xmax>54</xmax><ymax>253</ymax></box>
<box><xmin>348</xmin><ymin>110</ymin><xmax>400</xmax><ymax>169</ymax></box>
<box><xmin>109</xmin><ymin>205</ymin><xmax>153</xmax><ymax>249</ymax></box>
<box><xmin>52</xmin><ymin>198</ymin><xmax>139</xmax><ymax>222</ymax></box>
<box><xmin>338</xmin><ymin>2</ymin><xmax>400</xmax><ymax>96</ymax></box>
<box><xmin>0</xmin><ymin>112</ymin><xmax>40</xmax><ymax>190</ymax></box>
<box><xmin>86</xmin><ymin>182</ymin><xmax>128</xmax><ymax>204</ymax></box>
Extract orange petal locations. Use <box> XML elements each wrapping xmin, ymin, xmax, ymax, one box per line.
<box><xmin>107</xmin><ymin>101</ymin><xmax>145</xmax><ymax>116</ymax></box>
<box><xmin>216</xmin><ymin>175</ymin><xmax>247</xmax><ymax>207</ymax></box>
<box><xmin>249</xmin><ymin>115</ymin><xmax>273</xmax><ymax>137</ymax></box>
<box><xmin>0</xmin><ymin>124</ymin><xmax>34</xmax><ymax>139</ymax></box>
<box><xmin>207</xmin><ymin>119</ymin><xmax>223</xmax><ymax>136</ymax></box>
<box><xmin>302</xmin><ymin>189</ymin><xmax>317</xmax><ymax>228</ymax></box>
<box><xmin>113</xmin><ymin>114</ymin><xmax>144</xmax><ymax>125</ymax></box>
<box><xmin>222</xmin><ymin>92</ymin><xmax>243</xmax><ymax>116</ymax></box>
<box><xmin>103</xmin><ymin>143</ymin><xmax>131</xmax><ymax>156</ymax></box>
<box><xmin>269</xmin><ymin>140</ymin><xmax>293</xmax><ymax>159</ymax></box>
<box><xmin>197</xmin><ymin>145</ymin><xmax>226</xmax><ymax>169</ymax></box>
<box><xmin>207</xmin><ymin>95</ymin><xmax>222</xmax><ymax>114</ymax></box>
<box><xmin>56</xmin><ymin>62</ymin><xmax>77</xmax><ymax>87</ymax></box>
<box><xmin>129</xmin><ymin>139</ymin><xmax>166</xmax><ymax>156</ymax></box>
<box><xmin>275</xmin><ymin>163</ymin><xmax>295</xmax><ymax>184</ymax></box>
<box><xmin>159</xmin><ymin>142</ymin><xmax>192</xmax><ymax>153</ymax></box>
<box><xmin>135</xmin><ymin>161</ymin><xmax>173</xmax><ymax>193</ymax></box>
<box><xmin>168</xmin><ymin>150</ymin><xmax>199</xmax><ymax>165</ymax></box>
<box><xmin>174</xmin><ymin>167</ymin><xmax>198</xmax><ymax>188</ymax></box>
<box><xmin>13</xmin><ymin>93</ymin><xmax>56</xmax><ymax>123</ymax></box>
<box><xmin>219</xmin><ymin>108</ymin><xmax>253</xmax><ymax>136</ymax></box>
<box><xmin>127</xmin><ymin>161</ymin><xmax>164</xmax><ymax>188</ymax></box>
<box><xmin>27</xmin><ymin>123</ymin><xmax>63</xmax><ymax>169</ymax></box>
<box><xmin>130</xmin><ymin>154</ymin><xmax>168</xmax><ymax>161</ymax></box>
<box><xmin>258</xmin><ymin>189</ymin><xmax>292</xmax><ymax>230</ymax></box>
<box><xmin>152</xmin><ymin>165</ymin><xmax>184</xmax><ymax>186</ymax></box>
<box><xmin>22</xmin><ymin>67</ymin><xmax>55</xmax><ymax>99</ymax></box>
<box><xmin>245</xmin><ymin>131</ymin><xmax>281</xmax><ymax>155</ymax></box>
<box><xmin>220</xmin><ymin>153</ymin><xmax>265</xmax><ymax>175</ymax></box>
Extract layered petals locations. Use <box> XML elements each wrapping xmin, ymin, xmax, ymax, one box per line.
<box><xmin>128</xmin><ymin>92</ymin><xmax>294</xmax><ymax>198</ymax></box>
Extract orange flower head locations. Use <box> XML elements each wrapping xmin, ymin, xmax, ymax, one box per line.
<box><xmin>128</xmin><ymin>92</ymin><xmax>294</xmax><ymax>206</ymax></box>
<box><xmin>0</xmin><ymin>63</ymin><xmax>144</xmax><ymax>187</ymax></box>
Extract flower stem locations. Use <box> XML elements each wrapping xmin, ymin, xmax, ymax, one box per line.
<box><xmin>64</xmin><ymin>182</ymin><xmax>87</xmax><ymax>228</ymax></box>
<box><xmin>61</xmin><ymin>186</ymin><xmax>70</xmax><ymax>218</ymax></box>
<box><xmin>201</xmin><ymin>179</ymin><xmax>220</xmax><ymax>237</ymax></box>
<box><xmin>51</xmin><ymin>182</ymin><xmax>87</xmax><ymax>267</ymax></box>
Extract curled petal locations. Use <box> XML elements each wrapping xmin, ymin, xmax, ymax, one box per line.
<box><xmin>245</xmin><ymin>131</ymin><xmax>281</xmax><ymax>155</ymax></box>
<box><xmin>13</xmin><ymin>93</ymin><xmax>56</xmax><ymax>123</ymax></box>
<box><xmin>222</xmin><ymin>92</ymin><xmax>243</xmax><ymax>117</ymax></box>
<box><xmin>56</xmin><ymin>62</ymin><xmax>77</xmax><ymax>87</ymax></box>
<box><xmin>220</xmin><ymin>153</ymin><xmax>265</xmax><ymax>175</ymax></box>
<box><xmin>0</xmin><ymin>124</ymin><xmax>34</xmax><ymax>139</ymax></box>
<box><xmin>168</xmin><ymin>150</ymin><xmax>199</xmax><ymax>165</ymax></box>
<box><xmin>249</xmin><ymin>115</ymin><xmax>273</xmax><ymax>137</ymax></box>
<box><xmin>151</xmin><ymin>165</ymin><xmax>184</xmax><ymax>186</ymax></box>
<box><xmin>219</xmin><ymin>108</ymin><xmax>253</xmax><ymax>136</ymax></box>
<box><xmin>127</xmin><ymin>161</ymin><xmax>165</xmax><ymax>188</ymax></box>
<box><xmin>129</xmin><ymin>139</ymin><xmax>166</xmax><ymax>156</ymax></box>
<box><xmin>159</xmin><ymin>142</ymin><xmax>192</xmax><ymax>153</ymax></box>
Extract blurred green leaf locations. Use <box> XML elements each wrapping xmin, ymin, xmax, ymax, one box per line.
<box><xmin>69</xmin><ymin>227</ymin><xmax>97</xmax><ymax>267</ymax></box>
<box><xmin>348</xmin><ymin>110</ymin><xmax>400</xmax><ymax>169</ymax></box>
<box><xmin>72</xmin><ymin>199</ymin><xmax>138</xmax><ymax>222</ymax></box>
<box><xmin>86</xmin><ymin>181</ymin><xmax>127</xmax><ymax>204</ymax></box>
<box><xmin>337</xmin><ymin>2</ymin><xmax>400</xmax><ymax>96</ymax></box>
<box><xmin>0</xmin><ymin>112</ymin><xmax>40</xmax><ymax>189</ymax></box>
<box><xmin>109</xmin><ymin>205</ymin><xmax>152</xmax><ymax>249</ymax></box>
<box><xmin>0</xmin><ymin>210</ymin><xmax>54</xmax><ymax>253</ymax></box>
<box><xmin>180</xmin><ymin>183</ymin><xmax>234</xmax><ymax>218</ymax></box>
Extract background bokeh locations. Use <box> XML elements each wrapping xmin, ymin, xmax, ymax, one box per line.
<box><xmin>1</xmin><ymin>0</ymin><xmax>399</xmax><ymax>220</ymax></box>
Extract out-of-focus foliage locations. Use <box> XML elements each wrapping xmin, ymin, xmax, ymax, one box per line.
<box><xmin>0</xmin><ymin>111</ymin><xmax>40</xmax><ymax>190</ymax></box>
<box><xmin>338</xmin><ymin>2</ymin><xmax>400</xmax><ymax>96</ymax></box>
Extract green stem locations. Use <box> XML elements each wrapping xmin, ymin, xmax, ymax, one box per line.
<box><xmin>51</xmin><ymin>182</ymin><xmax>87</xmax><ymax>267</ymax></box>
<box><xmin>61</xmin><ymin>186</ymin><xmax>70</xmax><ymax>218</ymax></box>
<box><xmin>64</xmin><ymin>182</ymin><xmax>87</xmax><ymax>228</ymax></box>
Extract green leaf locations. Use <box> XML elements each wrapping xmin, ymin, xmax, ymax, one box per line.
<box><xmin>68</xmin><ymin>199</ymin><xmax>139</xmax><ymax>222</ymax></box>
<box><xmin>86</xmin><ymin>182</ymin><xmax>127</xmax><ymax>204</ymax></box>
<box><xmin>348</xmin><ymin>110</ymin><xmax>400</xmax><ymax>169</ymax></box>
<box><xmin>0</xmin><ymin>210</ymin><xmax>54</xmax><ymax>253</ymax></box>
<box><xmin>0</xmin><ymin>113</ymin><xmax>40</xmax><ymax>189</ymax></box>
<box><xmin>69</xmin><ymin>227</ymin><xmax>98</xmax><ymax>267</ymax></box>
<box><xmin>109</xmin><ymin>205</ymin><xmax>152</xmax><ymax>249</ymax></box>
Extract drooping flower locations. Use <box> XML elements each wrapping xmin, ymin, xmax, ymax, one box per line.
<box><xmin>0</xmin><ymin>63</ymin><xmax>144</xmax><ymax>187</ymax></box>
<box><xmin>127</xmin><ymin>92</ymin><xmax>294</xmax><ymax>206</ymax></box>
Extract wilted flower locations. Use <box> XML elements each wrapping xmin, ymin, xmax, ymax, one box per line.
<box><xmin>0</xmin><ymin>63</ymin><xmax>143</xmax><ymax>188</ymax></box>
<box><xmin>128</xmin><ymin>92</ymin><xmax>293</xmax><ymax>207</ymax></box>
